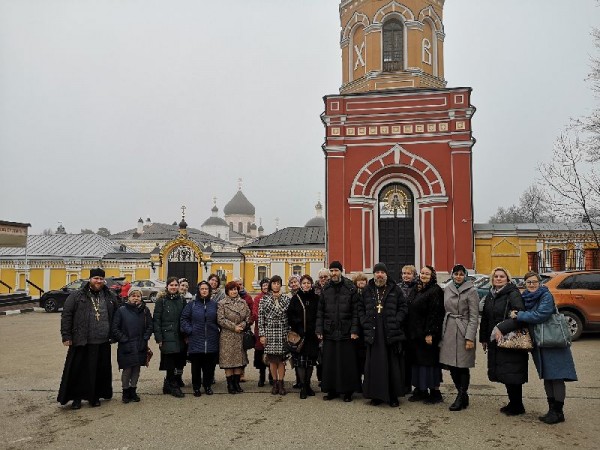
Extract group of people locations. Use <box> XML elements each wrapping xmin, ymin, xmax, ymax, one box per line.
<box><xmin>57</xmin><ymin>263</ymin><xmax>577</xmax><ymax>425</ymax></box>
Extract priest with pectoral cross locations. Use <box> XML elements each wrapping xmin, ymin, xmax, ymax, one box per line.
<box><xmin>58</xmin><ymin>268</ymin><xmax>118</xmax><ymax>410</ymax></box>
<box><xmin>358</xmin><ymin>262</ymin><xmax>409</xmax><ymax>407</ymax></box>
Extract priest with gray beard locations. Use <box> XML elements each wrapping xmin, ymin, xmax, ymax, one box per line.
<box><xmin>358</xmin><ymin>263</ymin><xmax>409</xmax><ymax>407</ymax></box>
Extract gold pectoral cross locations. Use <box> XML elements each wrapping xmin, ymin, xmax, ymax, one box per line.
<box><xmin>376</xmin><ymin>303</ymin><xmax>383</xmax><ymax>314</ymax></box>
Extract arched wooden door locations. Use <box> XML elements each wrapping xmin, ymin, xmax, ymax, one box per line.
<box><xmin>378</xmin><ymin>183</ymin><xmax>415</xmax><ymax>279</ymax></box>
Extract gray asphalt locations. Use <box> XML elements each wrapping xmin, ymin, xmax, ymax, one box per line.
<box><xmin>1</xmin><ymin>310</ymin><xmax>599</xmax><ymax>449</ymax></box>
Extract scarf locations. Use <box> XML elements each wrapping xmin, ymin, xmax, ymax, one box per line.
<box><xmin>521</xmin><ymin>285</ymin><xmax>549</xmax><ymax>311</ymax></box>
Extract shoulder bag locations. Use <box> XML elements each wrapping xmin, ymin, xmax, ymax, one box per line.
<box><xmin>496</xmin><ymin>298</ymin><xmax>533</xmax><ymax>351</ymax></box>
<box><xmin>533</xmin><ymin>306</ymin><xmax>571</xmax><ymax>348</ymax></box>
<box><xmin>286</xmin><ymin>295</ymin><xmax>305</xmax><ymax>353</ymax></box>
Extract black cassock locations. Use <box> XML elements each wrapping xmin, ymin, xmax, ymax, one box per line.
<box><xmin>362</xmin><ymin>311</ymin><xmax>406</xmax><ymax>402</ymax></box>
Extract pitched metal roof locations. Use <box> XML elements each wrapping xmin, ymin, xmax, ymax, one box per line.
<box><xmin>0</xmin><ymin>234</ymin><xmax>136</xmax><ymax>258</ymax></box>
<box><xmin>110</xmin><ymin>222</ymin><xmax>230</xmax><ymax>246</ymax></box>
<box><xmin>242</xmin><ymin>227</ymin><xmax>325</xmax><ymax>249</ymax></box>
<box><xmin>474</xmin><ymin>222</ymin><xmax>600</xmax><ymax>232</ymax></box>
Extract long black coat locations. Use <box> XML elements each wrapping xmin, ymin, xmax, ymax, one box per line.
<box><xmin>359</xmin><ymin>278</ymin><xmax>408</xmax><ymax>345</ymax></box>
<box><xmin>479</xmin><ymin>283</ymin><xmax>528</xmax><ymax>385</ymax></box>
<box><xmin>287</xmin><ymin>289</ymin><xmax>319</xmax><ymax>359</ymax></box>
<box><xmin>60</xmin><ymin>283</ymin><xmax>118</xmax><ymax>346</ymax></box>
<box><xmin>407</xmin><ymin>283</ymin><xmax>445</xmax><ymax>366</ymax></box>
<box><xmin>153</xmin><ymin>293</ymin><xmax>187</xmax><ymax>354</ymax></box>
<box><xmin>316</xmin><ymin>277</ymin><xmax>359</xmax><ymax>341</ymax></box>
<box><xmin>112</xmin><ymin>302</ymin><xmax>153</xmax><ymax>369</ymax></box>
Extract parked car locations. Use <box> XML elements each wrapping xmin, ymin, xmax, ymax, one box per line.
<box><xmin>539</xmin><ymin>270</ymin><xmax>600</xmax><ymax>341</ymax></box>
<box><xmin>130</xmin><ymin>279</ymin><xmax>166</xmax><ymax>302</ymax></box>
<box><xmin>39</xmin><ymin>276</ymin><xmax>126</xmax><ymax>312</ymax></box>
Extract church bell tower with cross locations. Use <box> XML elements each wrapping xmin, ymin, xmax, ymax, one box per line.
<box><xmin>322</xmin><ymin>0</ymin><xmax>475</xmax><ymax>277</ymax></box>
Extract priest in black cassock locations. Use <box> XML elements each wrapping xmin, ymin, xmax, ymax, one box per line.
<box><xmin>359</xmin><ymin>262</ymin><xmax>409</xmax><ymax>407</ymax></box>
<box><xmin>57</xmin><ymin>268</ymin><xmax>118</xmax><ymax>409</ymax></box>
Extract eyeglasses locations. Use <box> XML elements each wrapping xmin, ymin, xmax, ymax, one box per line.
<box><xmin>525</xmin><ymin>280</ymin><xmax>540</xmax><ymax>285</ymax></box>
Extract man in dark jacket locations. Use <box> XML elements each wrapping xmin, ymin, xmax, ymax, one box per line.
<box><xmin>57</xmin><ymin>268</ymin><xmax>118</xmax><ymax>409</ymax></box>
<box><xmin>316</xmin><ymin>261</ymin><xmax>360</xmax><ymax>402</ymax></box>
<box><xmin>359</xmin><ymin>262</ymin><xmax>409</xmax><ymax>407</ymax></box>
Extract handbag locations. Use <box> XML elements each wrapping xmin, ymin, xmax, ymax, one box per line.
<box><xmin>533</xmin><ymin>306</ymin><xmax>571</xmax><ymax>348</ymax></box>
<box><xmin>145</xmin><ymin>347</ymin><xmax>153</xmax><ymax>367</ymax></box>
<box><xmin>496</xmin><ymin>299</ymin><xmax>533</xmax><ymax>351</ymax></box>
<box><xmin>286</xmin><ymin>295</ymin><xmax>305</xmax><ymax>353</ymax></box>
<box><xmin>243</xmin><ymin>326</ymin><xmax>256</xmax><ymax>351</ymax></box>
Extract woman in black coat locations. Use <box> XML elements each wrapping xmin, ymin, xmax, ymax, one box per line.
<box><xmin>407</xmin><ymin>265</ymin><xmax>445</xmax><ymax>404</ymax></box>
<box><xmin>112</xmin><ymin>286</ymin><xmax>153</xmax><ymax>403</ymax></box>
<box><xmin>287</xmin><ymin>274</ymin><xmax>320</xmax><ymax>399</ymax></box>
<box><xmin>479</xmin><ymin>267</ymin><xmax>528</xmax><ymax>416</ymax></box>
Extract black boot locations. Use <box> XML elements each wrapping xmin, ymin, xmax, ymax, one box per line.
<box><xmin>449</xmin><ymin>390</ymin><xmax>466</xmax><ymax>411</ymax></box>
<box><xmin>122</xmin><ymin>387</ymin><xmax>131</xmax><ymax>404</ymax></box>
<box><xmin>175</xmin><ymin>371</ymin><xmax>185</xmax><ymax>388</ymax></box>
<box><xmin>542</xmin><ymin>401</ymin><xmax>565</xmax><ymax>424</ymax></box>
<box><xmin>130</xmin><ymin>387</ymin><xmax>140</xmax><ymax>402</ymax></box>
<box><xmin>408</xmin><ymin>389</ymin><xmax>427</xmax><ymax>402</ymax></box>
<box><xmin>424</xmin><ymin>389</ymin><xmax>443</xmax><ymax>404</ymax></box>
<box><xmin>539</xmin><ymin>397</ymin><xmax>555</xmax><ymax>421</ymax></box>
<box><xmin>233</xmin><ymin>374</ymin><xmax>244</xmax><ymax>393</ymax></box>
<box><xmin>305</xmin><ymin>367</ymin><xmax>315</xmax><ymax>396</ymax></box>
<box><xmin>71</xmin><ymin>399</ymin><xmax>81</xmax><ymax>410</ymax></box>
<box><xmin>226</xmin><ymin>376</ymin><xmax>237</xmax><ymax>394</ymax></box>
<box><xmin>162</xmin><ymin>378</ymin><xmax>170</xmax><ymax>395</ymax></box>
<box><xmin>170</xmin><ymin>381</ymin><xmax>184</xmax><ymax>398</ymax></box>
<box><xmin>258</xmin><ymin>368</ymin><xmax>266</xmax><ymax>387</ymax></box>
<box><xmin>193</xmin><ymin>385</ymin><xmax>202</xmax><ymax>397</ymax></box>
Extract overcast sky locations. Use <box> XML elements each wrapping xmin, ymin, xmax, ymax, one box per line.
<box><xmin>1</xmin><ymin>0</ymin><xmax>598</xmax><ymax>235</ymax></box>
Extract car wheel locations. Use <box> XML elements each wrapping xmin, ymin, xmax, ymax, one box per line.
<box><xmin>148</xmin><ymin>293</ymin><xmax>157</xmax><ymax>303</ymax></box>
<box><xmin>44</xmin><ymin>298</ymin><xmax>58</xmax><ymax>313</ymax></box>
<box><xmin>561</xmin><ymin>310</ymin><xmax>583</xmax><ymax>341</ymax></box>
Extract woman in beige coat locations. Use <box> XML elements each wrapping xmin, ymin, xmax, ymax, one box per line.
<box><xmin>439</xmin><ymin>264</ymin><xmax>479</xmax><ymax>411</ymax></box>
<box><xmin>217</xmin><ymin>281</ymin><xmax>251</xmax><ymax>394</ymax></box>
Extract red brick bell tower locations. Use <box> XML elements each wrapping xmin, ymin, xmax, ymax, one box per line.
<box><xmin>323</xmin><ymin>0</ymin><xmax>475</xmax><ymax>277</ymax></box>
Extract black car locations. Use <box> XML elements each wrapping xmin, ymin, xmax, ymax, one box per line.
<box><xmin>39</xmin><ymin>277</ymin><xmax>126</xmax><ymax>312</ymax></box>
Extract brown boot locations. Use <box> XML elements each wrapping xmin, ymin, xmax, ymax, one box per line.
<box><xmin>271</xmin><ymin>379</ymin><xmax>279</xmax><ymax>395</ymax></box>
<box><xmin>279</xmin><ymin>380</ymin><xmax>287</xmax><ymax>396</ymax></box>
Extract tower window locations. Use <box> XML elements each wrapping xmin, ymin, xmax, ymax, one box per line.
<box><xmin>383</xmin><ymin>19</ymin><xmax>404</xmax><ymax>72</ymax></box>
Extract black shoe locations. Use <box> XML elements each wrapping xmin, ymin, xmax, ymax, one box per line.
<box><xmin>389</xmin><ymin>399</ymin><xmax>399</xmax><ymax>408</ymax></box>
<box><xmin>369</xmin><ymin>399</ymin><xmax>383</xmax><ymax>406</ymax></box>
<box><xmin>539</xmin><ymin>397</ymin><xmax>555</xmax><ymax>421</ymax></box>
<box><xmin>170</xmin><ymin>384</ymin><xmax>185</xmax><ymax>398</ymax></box>
<box><xmin>323</xmin><ymin>392</ymin><xmax>339</xmax><ymax>401</ymax></box>
<box><xmin>162</xmin><ymin>378</ymin><xmax>170</xmax><ymax>395</ymax></box>
<box><xmin>408</xmin><ymin>389</ymin><xmax>427</xmax><ymax>402</ymax></box>
<box><xmin>122</xmin><ymin>388</ymin><xmax>131</xmax><ymax>404</ymax></box>
<box><xmin>71</xmin><ymin>399</ymin><xmax>82</xmax><ymax>410</ymax></box>
<box><xmin>193</xmin><ymin>389</ymin><xmax>201</xmax><ymax>397</ymax></box>
<box><xmin>343</xmin><ymin>393</ymin><xmax>353</xmax><ymax>402</ymax></box>
<box><xmin>504</xmin><ymin>404</ymin><xmax>526</xmax><ymax>416</ymax></box>
<box><xmin>424</xmin><ymin>389</ymin><xmax>443</xmax><ymax>404</ymax></box>
<box><xmin>300</xmin><ymin>386</ymin><xmax>307</xmax><ymax>400</ymax></box>
<box><xmin>90</xmin><ymin>399</ymin><xmax>101</xmax><ymax>407</ymax></box>
<box><xmin>130</xmin><ymin>387</ymin><xmax>140</xmax><ymax>402</ymax></box>
<box><xmin>542</xmin><ymin>401</ymin><xmax>565</xmax><ymax>424</ymax></box>
<box><xmin>204</xmin><ymin>386</ymin><xmax>213</xmax><ymax>395</ymax></box>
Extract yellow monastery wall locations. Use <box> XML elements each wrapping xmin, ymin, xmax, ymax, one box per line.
<box><xmin>475</xmin><ymin>235</ymin><xmax>537</xmax><ymax>277</ymax></box>
<box><xmin>0</xmin><ymin>268</ymin><xmax>16</xmax><ymax>293</ymax></box>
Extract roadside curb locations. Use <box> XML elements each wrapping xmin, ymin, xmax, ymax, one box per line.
<box><xmin>0</xmin><ymin>307</ymin><xmax>44</xmax><ymax>316</ymax></box>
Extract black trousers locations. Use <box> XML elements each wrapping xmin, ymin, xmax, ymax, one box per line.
<box><xmin>189</xmin><ymin>353</ymin><xmax>218</xmax><ymax>388</ymax></box>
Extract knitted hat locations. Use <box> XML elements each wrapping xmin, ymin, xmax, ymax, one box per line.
<box><xmin>128</xmin><ymin>287</ymin><xmax>143</xmax><ymax>298</ymax></box>
<box><xmin>89</xmin><ymin>268</ymin><xmax>105</xmax><ymax>278</ymax></box>
<box><xmin>329</xmin><ymin>260</ymin><xmax>343</xmax><ymax>271</ymax></box>
<box><xmin>373</xmin><ymin>262</ymin><xmax>388</xmax><ymax>274</ymax></box>
<box><xmin>451</xmin><ymin>264</ymin><xmax>467</xmax><ymax>275</ymax></box>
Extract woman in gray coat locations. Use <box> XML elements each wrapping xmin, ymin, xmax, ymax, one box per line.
<box><xmin>439</xmin><ymin>264</ymin><xmax>479</xmax><ymax>411</ymax></box>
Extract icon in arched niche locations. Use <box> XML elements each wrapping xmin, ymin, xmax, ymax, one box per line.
<box><xmin>379</xmin><ymin>184</ymin><xmax>413</xmax><ymax>219</ymax></box>
<box><xmin>168</xmin><ymin>245</ymin><xmax>198</xmax><ymax>263</ymax></box>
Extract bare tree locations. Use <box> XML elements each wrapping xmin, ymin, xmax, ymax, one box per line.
<box><xmin>539</xmin><ymin>132</ymin><xmax>600</xmax><ymax>247</ymax></box>
<box><xmin>488</xmin><ymin>184</ymin><xmax>550</xmax><ymax>223</ymax></box>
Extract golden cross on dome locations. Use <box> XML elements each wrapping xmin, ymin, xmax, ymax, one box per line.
<box><xmin>238</xmin><ymin>178</ymin><xmax>243</xmax><ymax>190</ymax></box>
<box><xmin>213</xmin><ymin>196</ymin><xmax>217</xmax><ymax>205</ymax></box>
<box><xmin>181</xmin><ymin>205</ymin><xmax>186</xmax><ymax>220</ymax></box>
